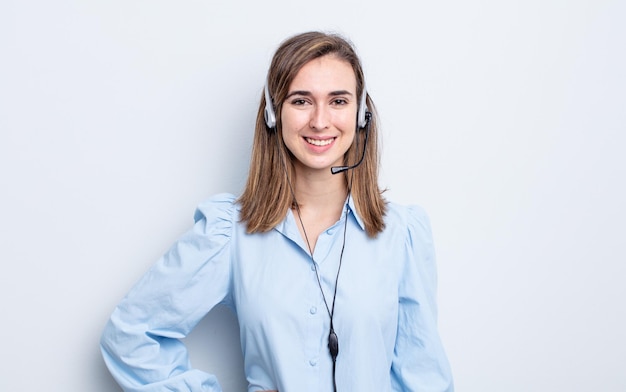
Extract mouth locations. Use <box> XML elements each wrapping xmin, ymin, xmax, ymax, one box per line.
<box><xmin>305</xmin><ymin>137</ymin><xmax>335</xmax><ymax>147</ymax></box>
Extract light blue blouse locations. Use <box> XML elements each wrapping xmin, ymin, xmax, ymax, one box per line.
<box><xmin>100</xmin><ymin>193</ymin><xmax>454</xmax><ymax>391</ymax></box>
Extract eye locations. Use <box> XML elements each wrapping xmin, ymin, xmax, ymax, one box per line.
<box><xmin>290</xmin><ymin>98</ymin><xmax>308</xmax><ymax>105</ymax></box>
<box><xmin>331</xmin><ymin>98</ymin><xmax>348</xmax><ymax>105</ymax></box>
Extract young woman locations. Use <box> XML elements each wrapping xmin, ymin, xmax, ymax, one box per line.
<box><xmin>101</xmin><ymin>31</ymin><xmax>454</xmax><ymax>392</ymax></box>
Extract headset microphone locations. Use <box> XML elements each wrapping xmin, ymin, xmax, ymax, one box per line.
<box><xmin>330</xmin><ymin>111</ymin><xmax>371</xmax><ymax>175</ymax></box>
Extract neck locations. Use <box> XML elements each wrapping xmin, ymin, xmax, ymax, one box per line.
<box><xmin>291</xmin><ymin>166</ymin><xmax>348</xmax><ymax>253</ymax></box>
<box><xmin>292</xmin><ymin>165</ymin><xmax>348</xmax><ymax>211</ymax></box>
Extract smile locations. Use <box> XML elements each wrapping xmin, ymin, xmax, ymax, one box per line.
<box><xmin>305</xmin><ymin>137</ymin><xmax>335</xmax><ymax>146</ymax></box>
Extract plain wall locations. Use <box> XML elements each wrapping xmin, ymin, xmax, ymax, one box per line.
<box><xmin>1</xmin><ymin>0</ymin><xmax>624</xmax><ymax>391</ymax></box>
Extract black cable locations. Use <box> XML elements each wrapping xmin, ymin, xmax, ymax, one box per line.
<box><xmin>274</xmin><ymin>117</ymin><xmax>360</xmax><ymax>392</ymax></box>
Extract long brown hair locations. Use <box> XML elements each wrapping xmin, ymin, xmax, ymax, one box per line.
<box><xmin>238</xmin><ymin>31</ymin><xmax>387</xmax><ymax>237</ymax></box>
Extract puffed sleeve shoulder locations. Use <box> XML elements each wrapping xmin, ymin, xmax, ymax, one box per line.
<box><xmin>391</xmin><ymin>204</ymin><xmax>454</xmax><ymax>391</ymax></box>
<box><xmin>100</xmin><ymin>193</ymin><xmax>238</xmax><ymax>392</ymax></box>
<box><xmin>405</xmin><ymin>204</ymin><xmax>439</xmax><ymax>313</ymax></box>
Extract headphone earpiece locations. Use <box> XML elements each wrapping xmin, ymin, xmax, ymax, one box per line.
<box><xmin>264</xmin><ymin>83</ymin><xmax>277</xmax><ymax>129</ymax></box>
<box><xmin>357</xmin><ymin>86</ymin><xmax>369</xmax><ymax>129</ymax></box>
<box><xmin>264</xmin><ymin>83</ymin><xmax>369</xmax><ymax>130</ymax></box>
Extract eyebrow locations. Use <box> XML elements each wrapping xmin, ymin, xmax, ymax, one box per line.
<box><xmin>285</xmin><ymin>90</ymin><xmax>354</xmax><ymax>99</ymax></box>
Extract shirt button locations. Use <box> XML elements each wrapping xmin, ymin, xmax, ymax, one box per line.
<box><xmin>309</xmin><ymin>358</ymin><xmax>318</xmax><ymax>366</ymax></box>
<box><xmin>310</xmin><ymin>264</ymin><xmax>316</xmax><ymax>271</ymax></box>
<box><xmin>309</xmin><ymin>306</ymin><xmax>317</xmax><ymax>315</ymax></box>
<box><xmin>326</xmin><ymin>228</ymin><xmax>334</xmax><ymax>235</ymax></box>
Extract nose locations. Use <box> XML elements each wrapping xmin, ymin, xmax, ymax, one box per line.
<box><xmin>309</xmin><ymin>105</ymin><xmax>330</xmax><ymax>130</ymax></box>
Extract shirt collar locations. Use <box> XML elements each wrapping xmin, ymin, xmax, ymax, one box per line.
<box><xmin>274</xmin><ymin>194</ymin><xmax>366</xmax><ymax>239</ymax></box>
<box><xmin>346</xmin><ymin>195</ymin><xmax>366</xmax><ymax>231</ymax></box>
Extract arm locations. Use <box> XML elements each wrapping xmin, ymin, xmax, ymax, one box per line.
<box><xmin>390</xmin><ymin>206</ymin><xmax>454</xmax><ymax>392</ymax></box>
<box><xmin>100</xmin><ymin>195</ymin><xmax>235</xmax><ymax>392</ymax></box>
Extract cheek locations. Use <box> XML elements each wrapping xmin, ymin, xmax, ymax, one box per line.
<box><xmin>280</xmin><ymin>108</ymin><xmax>307</xmax><ymax>130</ymax></box>
<box><xmin>335</xmin><ymin>108</ymin><xmax>358</xmax><ymax>130</ymax></box>
<box><xmin>344</xmin><ymin>131</ymin><xmax>357</xmax><ymax>149</ymax></box>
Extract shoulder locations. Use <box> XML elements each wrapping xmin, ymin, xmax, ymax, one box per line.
<box><xmin>192</xmin><ymin>193</ymin><xmax>240</xmax><ymax>233</ymax></box>
<box><xmin>384</xmin><ymin>201</ymin><xmax>433</xmax><ymax>236</ymax></box>
<box><xmin>382</xmin><ymin>200</ymin><xmax>435</xmax><ymax>260</ymax></box>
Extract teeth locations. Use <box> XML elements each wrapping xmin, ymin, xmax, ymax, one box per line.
<box><xmin>306</xmin><ymin>137</ymin><xmax>334</xmax><ymax>146</ymax></box>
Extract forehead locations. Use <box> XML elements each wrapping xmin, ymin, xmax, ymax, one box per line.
<box><xmin>289</xmin><ymin>55</ymin><xmax>357</xmax><ymax>92</ymax></box>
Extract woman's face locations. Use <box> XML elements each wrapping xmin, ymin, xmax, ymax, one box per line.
<box><xmin>280</xmin><ymin>55</ymin><xmax>358</xmax><ymax>175</ymax></box>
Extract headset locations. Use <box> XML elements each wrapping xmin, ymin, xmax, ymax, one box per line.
<box><xmin>264</xmin><ymin>83</ymin><xmax>370</xmax><ymax>130</ymax></box>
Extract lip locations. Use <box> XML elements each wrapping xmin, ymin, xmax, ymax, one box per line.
<box><xmin>303</xmin><ymin>136</ymin><xmax>336</xmax><ymax>152</ymax></box>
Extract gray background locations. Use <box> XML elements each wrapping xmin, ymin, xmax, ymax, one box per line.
<box><xmin>1</xmin><ymin>0</ymin><xmax>624</xmax><ymax>391</ymax></box>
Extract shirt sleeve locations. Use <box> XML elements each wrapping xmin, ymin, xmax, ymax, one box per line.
<box><xmin>391</xmin><ymin>205</ymin><xmax>454</xmax><ymax>391</ymax></box>
<box><xmin>100</xmin><ymin>194</ymin><xmax>236</xmax><ymax>392</ymax></box>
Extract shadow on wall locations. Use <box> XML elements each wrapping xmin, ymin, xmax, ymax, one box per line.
<box><xmin>94</xmin><ymin>354</ymin><xmax>124</xmax><ymax>391</ymax></box>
